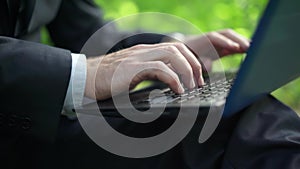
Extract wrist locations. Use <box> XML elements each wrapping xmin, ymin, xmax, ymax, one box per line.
<box><xmin>85</xmin><ymin>59</ymin><xmax>95</xmax><ymax>99</ymax></box>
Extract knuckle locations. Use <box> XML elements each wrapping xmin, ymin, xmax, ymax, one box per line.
<box><xmin>130</xmin><ymin>45</ymin><xmax>139</xmax><ymax>50</ymax></box>
<box><xmin>207</xmin><ymin>32</ymin><xmax>217</xmax><ymax>38</ymax></box>
<box><xmin>223</xmin><ymin>28</ymin><xmax>234</xmax><ymax>34</ymax></box>
<box><xmin>131</xmin><ymin>44</ymin><xmax>147</xmax><ymax>49</ymax></box>
<box><xmin>183</xmin><ymin>66</ymin><xmax>193</xmax><ymax>76</ymax></box>
<box><xmin>194</xmin><ymin>62</ymin><xmax>202</xmax><ymax>70</ymax></box>
<box><xmin>165</xmin><ymin>44</ymin><xmax>178</xmax><ymax>52</ymax></box>
<box><xmin>153</xmin><ymin>61</ymin><xmax>166</xmax><ymax>69</ymax></box>
<box><xmin>174</xmin><ymin>42</ymin><xmax>186</xmax><ymax>49</ymax></box>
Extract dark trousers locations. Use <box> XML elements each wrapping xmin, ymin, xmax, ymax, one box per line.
<box><xmin>7</xmin><ymin>95</ymin><xmax>300</xmax><ymax>169</ymax></box>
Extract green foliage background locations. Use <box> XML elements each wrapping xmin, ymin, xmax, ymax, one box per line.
<box><xmin>42</xmin><ymin>0</ymin><xmax>300</xmax><ymax>115</ymax></box>
<box><xmin>94</xmin><ymin>0</ymin><xmax>300</xmax><ymax>115</ymax></box>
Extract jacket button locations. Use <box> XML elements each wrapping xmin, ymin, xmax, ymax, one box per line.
<box><xmin>22</xmin><ymin>117</ymin><xmax>31</xmax><ymax>130</ymax></box>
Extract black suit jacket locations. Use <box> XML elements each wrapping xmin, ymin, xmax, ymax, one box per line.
<box><xmin>1</xmin><ymin>1</ymin><xmax>300</xmax><ymax>169</ymax></box>
<box><xmin>0</xmin><ymin>0</ymin><xmax>165</xmax><ymax>168</ymax></box>
<box><xmin>0</xmin><ymin>0</ymin><xmax>112</xmax><ymax>141</ymax></box>
<box><xmin>0</xmin><ymin>0</ymin><xmax>108</xmax><ymax>167</ymax></box>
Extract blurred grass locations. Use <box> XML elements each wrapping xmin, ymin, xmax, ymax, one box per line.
<box><xmin>95</xmin><ymin>0</ymin><xmax>300</xmax><ymax>115</ymax></box>
<box><xmin>42</xmin><ymin>0</ymin><xmax>300</xmax><ymax>115</ymax></box>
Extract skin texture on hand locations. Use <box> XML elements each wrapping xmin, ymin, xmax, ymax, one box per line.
<box><xmin>85</xmin><ymin>42</ymin><xmax>204</xmax><ymax>100</ymax></box>
<box><xmin>184</xmin><ymin>29</ymin><xmax>250</xmax><ymax>71</ymax></box>
<box><xmin>85</xmin><ymin>29</ymin><xmax>250</xmax><ymax>100</ymax></box>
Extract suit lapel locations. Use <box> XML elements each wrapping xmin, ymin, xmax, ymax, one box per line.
<box><xmin>0</xmin><ymin>1</ymin><xmax>10</xmax><ymax>35</ymax></box>
<box><xmin>15</xmin><ymin>0</ymin><xmax>62</xmax><ymax>38</ymax></box>
<box><xmin>5</xmin><ymin>0</ymin><xmax>20</xmax><ymax>36</ymax></box>
<box><xmin>14</xmin><ymin>0</ymin><xmax>36</xmax><ymax>37</ymax></box>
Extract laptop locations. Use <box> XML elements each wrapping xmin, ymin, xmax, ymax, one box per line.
<box><xmin>79</xmin><ymin>0</ymin><xmax>300</xmax><ymax>119</ymax></box>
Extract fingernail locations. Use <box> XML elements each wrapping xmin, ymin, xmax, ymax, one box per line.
<box><xmin>190</xmin><ymin>79</ymin><xmax>195</xmax><ymax>89</ymax></box>
<box><xmin>178</xmin><ymin>85</ymin><xmax>185</xmax><ymax>93</ymax></box>
<box><xmin>199</xmin><ymin>76</ymin><xmax>205</xmax><ymax>86</ymax></box>
<box><xmin>232</xmin><ymin>42</ymin><xmax>240</xmax><ymax>49</ymax></box>
<box><xmin>194</xmin><ymin>78</ymin><xmax>198</xmax><ymax>88</ymax></box>
<box><xmin>243</xmin><ymin>43</ymin><xmax>250</xmax><ymax>50</ymax></box>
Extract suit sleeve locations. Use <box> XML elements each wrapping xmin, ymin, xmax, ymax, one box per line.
<box><xmin>0</xmin><ymin>36</ymin><xmax>72</xmax><ymax>142</ymax></box>
<box><xmin>46</xmin><ymin>0</ymin><xmax>166</xmax><ymax>54</ymax></box>
<box><xmin>46</xmin><ymin>0</ymin><xmax>105</xmax><ymax>53</ymax></box>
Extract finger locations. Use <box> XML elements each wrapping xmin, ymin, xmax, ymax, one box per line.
<box><xmin>166</xmin><ymin>63</ymin><xmax>176</xmax><ymax>72</ymax></box>
<box><xmin>219</xmin><ymin>48</ymin><xmax>243</xmax><ymax>56</ymax></box>
<box><xmin>167</xmin><ymin>63</ymin><xmax>199</xmax><ymax>88</ymax></box>
<box><xmin>206</xmin><ymin>32</ymin><xmax>241</xmax><ymax>53</ymax></box>
<box><xmin>158</xmin><ymin>45</ymin><xmax>196</xmax><ymax>89</ymax></box>
<box><xmin>138</xmin><ymin>61</ymin><xmax>184</xmax><ymax>93</ymax></box>
<box><xmin>172</xmin><ymin>43</ymin><xmax>205</xmax><ymax>86</ymax></box>
<box><xmin>132</xmin><ymin>44</ymin><xmax>196</xmax><ymax>89</ymax></box>
<box><xmin>218</xmin><ymin>29</ymin><xmax>250</xmax><ymax>51</ymax></box>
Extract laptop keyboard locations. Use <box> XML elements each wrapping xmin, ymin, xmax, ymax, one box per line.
<box><xmin>141</xmin><ymin>78</ymin><xmax>234</xmax><ymax>105</ymax></box>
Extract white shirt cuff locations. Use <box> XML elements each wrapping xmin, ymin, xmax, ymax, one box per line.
<box><xmin>62</xmin><ymin>53</ymin><xmax>87</xmax><ymax>119</ymax></box>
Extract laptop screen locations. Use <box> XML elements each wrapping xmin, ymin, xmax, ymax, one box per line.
<box><xmin>224</xmin><ymin>0</ymin><xmax>300</xmax><ymax>116</ymax></box>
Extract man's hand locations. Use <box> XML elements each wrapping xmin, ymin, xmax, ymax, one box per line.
<box><xmin>184</xmin><ymin>29</ymin><xmax>250</xmax><ymax>71</ymax></box>
<box><xmin>85</xmin><ymin>43</ymin><xmax>204</xmax><ymax>100</ymax></box>
<box><xmin>84</xmin><ymin>29</ymin><xmax>249</xmax><ymax>100</ymax></box>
